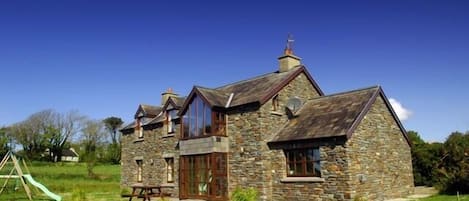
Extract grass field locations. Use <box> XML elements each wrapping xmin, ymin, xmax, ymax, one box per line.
<box><xmin>418</xmin><ymin>194</ymin><xmax>469</xmax><ymax>201</ymax></box>
<box><xmin>0</xmin><ymin>161</ymin><xmax>467</xmax><ymax>201</ymax></box>
<box><xmin>0</xmin><ymin>162</ymin><xmax>124</xmax><ymax>201</ymax></box>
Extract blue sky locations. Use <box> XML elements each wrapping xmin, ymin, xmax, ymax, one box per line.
<box><xmin>0</xmin><ymin>1</ymin><xmax>468</xmax><ymax>142</ymax></box>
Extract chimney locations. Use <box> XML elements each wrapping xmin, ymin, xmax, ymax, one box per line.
<box><xmin>278</xmin><ymin>34</ymin><xmax>301</xmax><ymax>72</ymax></box>
<box><xmin>161</xmin><ymin>88</ymin><xmax>178</xmax><ymax>105</ymax></box>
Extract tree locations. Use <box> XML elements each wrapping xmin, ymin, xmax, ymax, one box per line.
<box><xmin>0</xmin><ymin>127</ymin><xmax>11</xmax><ymax>158</ymax></box>
<box><xmin>102</xmin><ymin>117</ymin><xmax>123</xmax><ymax>164</ymax></box>
<box><xmin>49</xmin><ymin>110</ymin><xmax>84</xmax><ymax>162</ymax></box>
<box><xmin>8</xmin><ymin>109</ymin><xmax>84</xmax><ymax>162</ymax></box>
<box><xmin>436</xmin><ymin>131</ymin><xmax>469</xmax><ymax>194</ymax></box>
<box><xmin>102</xmin><ymin>117</ymin><xmax>124</xmax><ymax>144</ymax></box>
<box><xmin>81</xmin><ymin>119</ymin><xmax>105</xmax><ymax>178</ymax></box>
<box><xmin>9</xmin><ymin>110</ymin><xmax>53</xmax><ymax>160</ymax></box>
<box><xmin>408</xmin><ymin>130</ymin><xmax>443</xmax><ymax>186</ymax></box>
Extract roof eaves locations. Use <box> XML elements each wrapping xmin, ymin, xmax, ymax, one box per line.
<box><xmin>178</xmin><ymin>86</ymin><xmax>223</xmax><ymax>116</ymax></box>
<box><xmin>345</xmin><ymin>86</ymin><xmax>380</xmax><ymax>139</ymax></box>
<box><xmin>301</xmin><ymin>65</ymin><xmax>324</xmax><ymax>96</ymax></box>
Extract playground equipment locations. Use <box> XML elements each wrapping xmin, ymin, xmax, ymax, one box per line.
<box><xmin>0</xmin><ymin>151</ymin><xmax>62</xmax><ymax>201</ymax></box>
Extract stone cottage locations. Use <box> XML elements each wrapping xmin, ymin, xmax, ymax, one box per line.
<box><xmin>120</xmin><ymin>42</ymin><xmax>414</xmax><ymax>201</ymax></box>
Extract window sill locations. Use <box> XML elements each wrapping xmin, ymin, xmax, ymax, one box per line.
<box><xmin>161</xmin><ymin>183</ymin><xmax>175</xmax><ymax>188</ymax></box>
<box><xmin>270</xmin><ymin>111</ymin><xmax>283</xmax><ymax>116</ymax></box>
<box><xmin>280</xmin><ymin>177</ymin><xmax>325</xmax><ymax>183</ymax></box>
<box><xmin>180</xmin><ymin>134</ymin><xmax>227</xmax><ymax>141</ymax></box>
<box><xmin>162</xmin><ymin>134</ymin><xmax>175</xmax><ymax>138</ymax></box>
<box><xmin>133</xmin><ymin>139</ymin><xmax>144</xmax><ymax>143</ymax></box>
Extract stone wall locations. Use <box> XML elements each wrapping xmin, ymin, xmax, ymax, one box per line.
<box><xmin>121</xmin><ymin>120</ymin><xmax>180</xmax><ymax>197</ymax></box>
<box><xmin>144</xmin><ymin>123</ymin><xmax>180</xmax><ymax>197</ymax></box>
<box><xmin>121</xmin><ymin>129</ymin><xmax>146</xmax><ymax>188</ymax></box>
<box><xmin>227</xmin><ymin>72</ymin><xmax>322</xmax><ymax>200</ymax></box>
<box><xmin>121</xmin><ymin>70</ymin><xmax>414</xmax><ymax>201</ymax></box>
<box><xmin>271</xmin><ymin>144</ymin><xmax>352</xmax><ymax>201</ymax></box>
<box><xmin>179</xmin><ymin>136</ymin><xmax>229</xmax><ymax>155</ymax></box>
<box><xmin>346</xmin><ymin>96</ymin><xmax>414</xmax><ymax>200</ymax></box>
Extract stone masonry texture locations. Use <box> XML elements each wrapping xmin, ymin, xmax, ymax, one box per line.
<box><xmin>121</xmin><ymin>69</ymin><xmax>414</xmax><ymax>201</ymax></box>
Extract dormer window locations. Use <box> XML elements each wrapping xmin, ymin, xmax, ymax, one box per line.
<box><xmin>181</xmin><ymin>95</ymin><xmax>226</xmax><ymax>139</ymax></box>
<box><xmin>136</xmin><ymin>117</ymin><xmax>144</xmax><ymax>138</ymax></box>
<box><xmin>166</xmin><ymin>109</ymin><xmax>177</xmax><ymax>134</ymax></box>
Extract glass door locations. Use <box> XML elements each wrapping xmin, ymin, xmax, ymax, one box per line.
<box><xmin>180</xmin><ymin>153</ymin><xmax>227</xmax><ymax>200</ymax></box>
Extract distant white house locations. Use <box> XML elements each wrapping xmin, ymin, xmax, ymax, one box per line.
<box><xmin>44</xmin><ymin>148</ymin><xmax>80</xmax><ymax>162</ymax></box>
<box><xmin>61</xmin><ymin>148</ymin><xmax>79</xmax><ymax>162</ymax></box>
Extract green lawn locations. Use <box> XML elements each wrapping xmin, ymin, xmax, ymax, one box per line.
<box><xmin>419</xmin><ymin>194</ymin><xmax>469</xmax><ymax>201</ymax></box>
<box><xmin>0</xmin><ymin>162</ymin><xmax>125</xmax><ymax>201</ymax></box>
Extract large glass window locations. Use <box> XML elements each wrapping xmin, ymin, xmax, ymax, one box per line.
<box><xmin>182</xmin><ymin>95</ymin><xmax>225</xmax><ymax>138</ymax></box>
<box><xmin>285</xmin><ymin>148</ymin><xmax>321</xmax><ymax>177</ymax></box>
<box><xmin>180</xmin><ymin>153</ymin><xmax>227</xmax><ymax>200</ymax></box>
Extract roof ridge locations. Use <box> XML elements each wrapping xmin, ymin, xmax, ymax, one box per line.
<box><xmin>194</xmin><ymin>85</ymin><xmax>218</xmax><ymax>90</ymax></box>
<box><xmin>318</xmin><ymin>85</ymin><xmax>380</xmax><ymax>98</ymax></box>
<box><xmin>139</xmin><ymin>104</ymin><xmax>162</xmax><ymax>108</ymax></box>
<box><xmin>195</xmin><ymin>85</ymin><xmax>231</xmax><ymax>96</ymax></box>
<box><xmin>214</xmin><ymin>70</ymin><xmax>283</xmax><ymax>90</ymax></box>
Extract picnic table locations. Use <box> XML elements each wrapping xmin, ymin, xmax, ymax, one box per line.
<box><xmin>127</xmin><ymin>183</ymin><xmax>163</xmax><ymax>201</ymax></box>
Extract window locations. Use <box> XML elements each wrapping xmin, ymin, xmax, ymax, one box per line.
<box><xmin>272</xmin><ymin>94</ymin><xmax>280</xmax><ymax>111</ymax></box>
<box><xmin>136</xmin><ymin>160</ymin><xmax>143</xmax><ymax>182</ymax></box>
<box><xmin>285</xmin><ymin>148</ymin><xmax>321</xmax><ymax>177</ymax></box>
<box><xmin>182</xmin><ymin>95</ymin><xmax>226</xmax><ymax>139</ymax></box>
<box><xmin>166</xmin><ymin>158</ymin><xmax>174</xmax><ymax>183</ymax></box>
<box><xmin>166</xmin><ymin>110</ymin><xmax>177</xmax><ymax>134</ymax></box>
<box><xmin>136</xmin><ymin>117</ymin><xmax>144</xmax><ymax>138</ymax></box>
<box><xmin>180</xmin><ymin>153</ymin><xmax>227</xmax><ymax>200</ymax></box>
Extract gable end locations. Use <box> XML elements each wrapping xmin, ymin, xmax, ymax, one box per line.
<box><xmin>346</xmin><ymin>87</ymin><xmax>410</xmax><ymax>146</ymax></box>
<box><xmin>259</xmin><ymin>66</ymin><xmax>324</xmax><ymax>105</ymax></box>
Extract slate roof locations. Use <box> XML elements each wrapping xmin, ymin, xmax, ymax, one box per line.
<box><xmin>170</xmin><ymin>96</ymin><xmax>186</xmax><ymax>108</ymax></box>
<box><xmin>182</xmin><ymin>66</ymin><xmax>323</xmax><ymax>111</ymax></box>
<box><xmin>137</xmin><ymin>104</ymin><xmax>162</xmax><ymax>117</ymax></box>
<box><xmin>146</xmin><ymin>115</ymin><xmax>166</xmax><ymax>125</ymax></box>
<box><xmin>270</xmin><ymin>86</ymin><xmax>380</xmax><ymax>143</ymax></box>
<box><xmin>121</xmin><ymin>121</ymin><xmax>135</xmax><ymax>131</ymax></box>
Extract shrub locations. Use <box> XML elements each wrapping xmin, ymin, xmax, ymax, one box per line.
<box><xmin>231</xmin><ymin>186</ymin><xmax>258</xmax><ymax>201</ymax></box>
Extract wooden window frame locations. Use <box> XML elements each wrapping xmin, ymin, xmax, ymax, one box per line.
<box><xmin>179</xmin><ymin>153</ymin><xmax>227</xmax><ymax>200</ymax></box>
<box><xmin>181</xmin><ymin>96</ymin><xmax>226</xmax><ymax>139</ymax></box>
<box><xmin>136</xmin><ymin>160</ymin><xmax>143</xmax><ymax>182</ymax></box>
<box><xmin>136</xmin><ymin>118</ymin><xmax>144</xmax><ymax>138</ymax></box>
<box><xmin>285</xmin><ymin>148</ymin><xmax>321</xmax><ymax>177</ymax></box>
<box><xmin>166</xmin><ymin>158</ymin><xmax>174</xmax><ymax>183</ymax></box>
<box><xmin>166</xmin><ymin>110</ymin><xmax>177</xmax><ymax>134</ymax></box>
